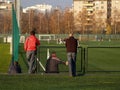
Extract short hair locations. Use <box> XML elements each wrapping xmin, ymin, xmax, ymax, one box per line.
<box><xmin>30</xmin><ymin>30</ymin><xmax>35</xmax><ymax>35</ymax></box>
<box><xmin>51</xmin><ymin>51</ymin><xmax>56</xmax><ymax>57</ymax></box>
<box><xmin>51</xmin><ymin>51</ymin><xmax>56</xmax><ymax>54</ymax></box>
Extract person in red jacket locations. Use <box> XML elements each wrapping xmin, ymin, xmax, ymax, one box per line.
<box><xmin>24</xmin><ymin>30</ymin><xmax>40</xmax><ymax>74</ymax></box>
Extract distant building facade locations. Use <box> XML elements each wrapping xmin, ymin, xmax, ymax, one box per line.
<box><xmin>0</xmin><ymin>0</ymin><xmax>12</xmax><ymax>10</ymax></box>
<box><xmin>73</xmin><ymin>0</ymin><xmax>120</xmax><ymax>34</ymax></box>
<box><xmin>0</xmin><ymin>0</ymin><xmax>12</xmax><ymax>34</ymax></box>
<box><xmin>23</xmin><ymin>4</ymin><xmax>52</xmax><ymax>14</ymax></box>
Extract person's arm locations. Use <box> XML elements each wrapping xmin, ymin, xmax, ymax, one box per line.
<box><xmin>56</xmin><ymin>57</ymin><xmax>66</xmax><ymax>65</ymax></box>
<box><xmin>60</xmin><ymin>61</ymin><xmax>68</xmax><ymax>66</ymax></box>
<box><xmin>24</xmin><ymin>37</ymin><xmax>29</xmax><ymax>51</ymax></box>
<box><xmin>36</xmin><ymin>38</ymin><xmax>40</xmax><ymax>46</ymax></box>
<box><xmin>59</xmin><ymin>60</ymin><xmax>66</xmax><ymax>65</ymax></box>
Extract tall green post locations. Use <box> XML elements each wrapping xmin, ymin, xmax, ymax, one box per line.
<box><xmin>8</xmin><ymin>4</ymin><xmax>21</xmax><ymax>74</ymax></box>
<box><xmin>12</xmin><ymin>4</ymin><xmax>20</xmax><ymax>62</ymax></box>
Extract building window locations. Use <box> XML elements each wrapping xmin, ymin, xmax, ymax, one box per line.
<box><xmin>101</xmin><ymin>1</ymin><xmax>104</xmax><ymax>4</ymax></box>
<box><xmin>96</xmin><ymin>7</ymin><xmax>99</xmax><ymax>10</ymax></box>
<box><xmin>101</xmin><ymin>6</ymin><xmax>104</xmax><ymax>9</ymax></box>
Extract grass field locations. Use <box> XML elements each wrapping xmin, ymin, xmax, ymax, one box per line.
<box><xmin>0</xmin><ymin>44</ymin><xmax>11</xmax><ymax>73</ymax></box>
<box><xmin>0</xmin><ymin>41</ymin><xmax>120</xmax><ymax>90</ymax></box>
<box><xmin>0</xmin><ymin>73</ymin><xmax>120</xmax><ymax>90</ymax></box>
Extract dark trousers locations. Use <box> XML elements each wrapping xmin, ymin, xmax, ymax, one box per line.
<box><xmin>26</xmin><ymin>50</ymin><xmax>36</xmax><ymax>74</ymax></box>
<box><xmin>67</xmin><ymin>52</ymin><xmax>77</xmax><ymax>76</ymax></box>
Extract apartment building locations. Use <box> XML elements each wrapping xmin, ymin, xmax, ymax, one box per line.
<box><xmin>73</xmin><ymin>0</ymin><xmax>120</xmax><ymax>33</ymax></box>
<box><xmin>111</xmin><ymin>0</ymin><xmax>120</xmax><ymax>22</ymax></box>
<box><xmin>0</xmin><ymin>0</ymin><xmax>12</xmax><ymax>10</ymax></box>
<box><xmin>0</xmin><ymin>0</ymin><xmax>12</xmax><ymax>34</ymax></box>
<box><xmin>23</xmin><ymin>4</ymin><xmax>52</xmax><ymax>14</ymax></box>
<box><xmin>0</xmin><ymin>0</ymin><xmax>12</xmax><ymax>15</ymax></box>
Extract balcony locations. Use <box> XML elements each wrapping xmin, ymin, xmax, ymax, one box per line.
<box><xmin>0</xmin><ymin>6</ymin><xmax>7</xmax><ymax>10</ymax></box>
<box><xmin>84</xmin><ymin>3</ymin><xmax>94</xmax><ymax>7</ymax></box>
<box><xmin>87</xmin><ymin>8</ymin><xmax>94</xmax><ymax>11</ymax></box>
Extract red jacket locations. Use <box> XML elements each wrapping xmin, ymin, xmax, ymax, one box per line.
<box><xmin>24</xmin><ymin>35</ymin><xmax>40</xmax><ymax>51</ymax></box>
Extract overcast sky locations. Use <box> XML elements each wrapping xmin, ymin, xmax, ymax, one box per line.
<box><xmin>14</xmin><ymin>0</ymin><xmax>73</xmax><ymax>9</ymax></box>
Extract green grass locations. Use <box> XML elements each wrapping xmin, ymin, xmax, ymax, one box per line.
<box><xmin>0</xmin><ymin>44</ymin><xmax>11</xmax><ymax>73</ymax></box>
<box><xmin>87</xmin><ymin>48</ymin><xmax>120</xmax><ymax>71</ymax></box>
<box><xmin>1</xmin><ymin>41</ymin><xmax>120</xmax><ymax>90</ymax></box>
<box><xmin>0</xmin><ymin>74</ymin><xmax>120</xmax><ymax>90</ymax></box>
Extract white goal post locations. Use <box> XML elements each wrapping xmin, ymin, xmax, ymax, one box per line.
<box><xmin>38</xmin><ymin>34</ymin><xmax>56</xmax><ymax>41</ymax></box>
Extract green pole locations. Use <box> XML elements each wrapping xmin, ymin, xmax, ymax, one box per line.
<box><xmin>12</xmin><ymin>4</ymin><xmax>20</xmax><ymax>62</ymax></box>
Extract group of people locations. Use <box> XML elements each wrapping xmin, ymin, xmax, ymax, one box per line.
<box><xmin>24</xmin><ymin>30</ymin><xmax>78</xmax><ymax>77</ymax></box>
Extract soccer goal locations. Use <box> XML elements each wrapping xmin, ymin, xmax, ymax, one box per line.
<box><xmin>38</xmin><ymin>34</ymin><xmax>56</xmax><ymax>41</ymax></box>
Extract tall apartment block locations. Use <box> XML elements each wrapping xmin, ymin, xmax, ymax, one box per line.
<box><xmin>73</xmin><ymin>0</ymin><xmax>120</xmax><ymax>33</ymax></box>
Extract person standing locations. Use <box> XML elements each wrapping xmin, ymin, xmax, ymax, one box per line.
<box><xmin>24</xmin><ymin>30</ymin><xmax>40</xmax><ymax>74</ymax></box>
<box><xmin>65</xmin><ymin>33</ymin><xmax>78</xmax><ymax>77</ymax></box>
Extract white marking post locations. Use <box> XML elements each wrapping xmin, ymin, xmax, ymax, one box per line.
<box><xmin>47</xmin><ymin>48</ymin><xmax>50</xmax><ymax>59</ymax></box>
<box><xmin>37</xmin><ymin>58</ymin><xmax>45</xmax><ymax>71</ymax></box>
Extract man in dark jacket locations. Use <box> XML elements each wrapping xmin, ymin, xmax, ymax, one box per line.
<box><xmin>65</xmin><ymin>33</ymin><xmax>78</xmax><ymax>77</ymax></box>
<box><xmin>45</xmin><ymin>52</ymin><xmax>67</xmax><ymax>73</ymax></box>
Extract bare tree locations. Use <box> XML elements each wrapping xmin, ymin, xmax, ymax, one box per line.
<box><xmin>62</xmin><ymin>8</ymin><xmax>74</xmax><ymax>33</ymax></box>
<box><xmin>111</xmin><ymin>8</ymin><xmax>120</xmax><ymax>34</ymax></box>
<box><xmin>0</xmin><ymin>13</ymin><xmax>4</xmax><ymax>34</ymax></box>
<box><xmin>49</xmin><ymin>9</ymin><xmax>60</xmax><ymax>34</ymax></box>
<box><xmin>94</xmin><ymin>10</ymin><xmax>106</xmax><ymax>34</ymax></box>
<box><xmin>21</xmin><ymin>13</ymin><xmax>29</xmax><ymax>33</ymax></box>
<box><xmin>75</xmin><ymin>8</ymin><xmax>88</xmax><ymax>34</ymax></box>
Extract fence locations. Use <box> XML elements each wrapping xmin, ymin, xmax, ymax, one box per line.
<box><xmin>19</xmin><ymin>46</ymin><xmax>117</xmax><ymax>75</ymax></box>
<box><xmin>1</xmin><ymin>34</ymin><xmax>120</xmax><ymax>43</ymax></box>
<box><xmin>35</xmin><ymin>46</ymin><xmax>120</xmax><ymax>75</ymax></box>
<box><xmin>36</xmin><ymin>46</ymin><xmax>83</xmax><ymax>75</ymax></box>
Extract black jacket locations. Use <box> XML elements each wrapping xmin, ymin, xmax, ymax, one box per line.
<box><xmin>65</xmin><ymin>36</ymin><xmax>78</xmax><ymax>53</ymax></box>
<box><xmin>45</xmin><ymin>56</ymin><xmax>65</xmax><ymax>73</ymax></box>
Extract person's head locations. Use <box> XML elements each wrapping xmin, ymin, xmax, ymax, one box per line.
<box><xmin>69</xmin><ymin>33</ymin><xmax>73</xmax><ymax>37</ymax></box>
<box><xmin>30</xmin><ymin>30</ymin><xmax>35</xmax><ymax>35</ymax></box>
<box><xmin>51</xmin><ymin>51</ymin><xmax>56</xmax><ymax>57</ymax></box>
<box><xmin>14</xmin><ymin>61</ymin><xmax>18</xmax><ymax>66</ymax></box>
